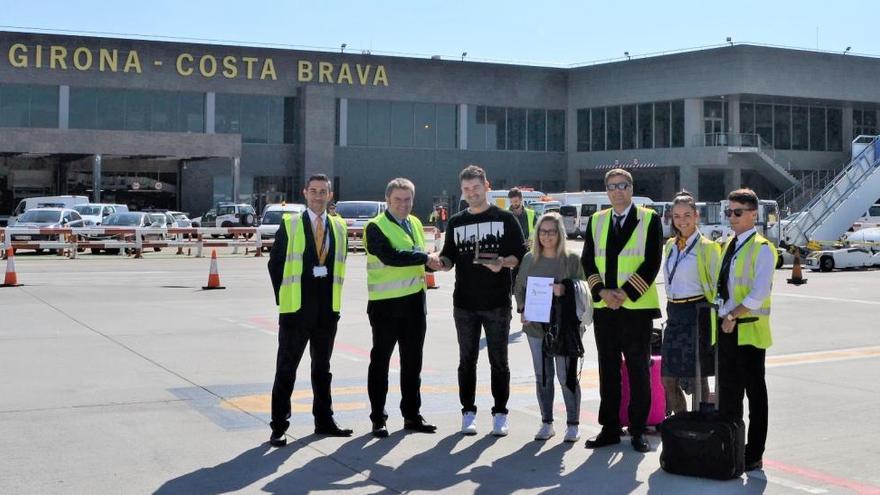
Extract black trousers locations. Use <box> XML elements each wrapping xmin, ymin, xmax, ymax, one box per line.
<box><xmin>367</xmin><ymin>309</ymin><xmax>427</xmax><ymax>423</ymax></box>
<box><xmin>718</xmin><ymin>323</ymin><xmax>768</xmax><ymax>463</ymax></box>
<box><xmin>270</xmin><ymin>314</ymin><xmax>338</xmax><ymax>434</ymax></box>
<box><xmin>593</xmin><ymin>308</ymin><xmax>653</xmax><ymax>436</ymax></box>
<box><xmin>453</xmin><ymin>306</ymin><xmax>511</xmax><ymax>415</ymax></box>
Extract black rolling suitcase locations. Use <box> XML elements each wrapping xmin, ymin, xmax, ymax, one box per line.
<box><xmin>659</xmin><ymin>303</ymin><xmax>745</xmax><ymax>480</ymax></box>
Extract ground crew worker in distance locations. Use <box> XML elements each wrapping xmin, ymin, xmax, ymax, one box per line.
<box><xmin>267</xmin><ymin>173</ymin><xmax>353</xmax><ymax>447</ymax></box>
<box><xmin>364</xmin><ymin>177</ymin><xmax>439</xmax><ymax>438</ymax></box>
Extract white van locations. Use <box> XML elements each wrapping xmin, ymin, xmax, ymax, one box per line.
<box><xmin>576</xmin><ymin>195</ymin><xmax>654</xmax><ymax>235</ymax></box>
<box><xmin>10</xmin><ymin>195</ymin><xmax>89</xmax><ymax>225</ymax></box>
<box><xmin>459</xmin><ymin>189</ymin><xmax>547</xmax><ymax>212</ymax></box>
<box><xmin>559</xmin><ymin>204</ymin><xmax>582</xmax><ymax>238</ymax></box>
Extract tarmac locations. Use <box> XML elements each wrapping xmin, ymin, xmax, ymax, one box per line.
<box><xmin>1</xmin><ymin>241</ymin><xmax>879</xmax><ymax>494</ymax></box>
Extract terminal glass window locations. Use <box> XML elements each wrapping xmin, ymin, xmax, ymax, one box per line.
<box><xmin>436</xmin><ymin>104</ymin><xmax>457</xmax><ymax>149</ymax></box>
<box><xmin>215</xmin><ymin>93</ymin><xmax>289</xmax><ymax>144</ymax></box>
<box><xmin>755</xmin><ymin>104</ymin><xmax>773</xmax><ymax>145</ymax></box>
<box><xmin>654</xmin><ymin>101</ymin><xmax>670</xmax><ymax>148</ymax></box>
<box><xmin>622</xmin><ymin>105</ymin><xmax>636</xmax><ymax>149</ymax></box>
<box><xmin>0</xmin><ymin>83</ymin><xmax>58</xmax><ymax>128</ymax></box>
<box><xmin>70</xmin><ymin>88</ymin><xmax>204</xmax><ymax>133</ymax></box>
<box><xmin>468</xmin><ymin>105</ymin><xmax>487</xmax><ymax>150</ymax></box>
<box><xmin>347</xmin><ymin>99</ymin><xmax>369</xmax><ymax>146</ymax></box>
<box><xmin>606</xmin><ymin>106</ymin><xmax>621</xmax><ymax>150</ymax></box>
<box><xmin>773</xmin><ymin>105</ymin><xmax>791</xmax><ymax>149</ymax></box>
<box><xmin>810</xmin><ymin>107</ymin><xmax>826</xmax><ymax>151</ymax></box>
<box><xmin>506</xmin><ymin>108</ymin><xmax>526</xmax><ymax>150</ymax></box>
<box><xmin>413</xmin><ymin>103</ymin><xmax>436</xmax><ymax>148</ymax></box>
<box><xmin>740</xmin><ymin>102</ymin><xmax>755</xmax><ymax>134</ymax></box>
<box><xmin>638</xmin><ymin>103</ymin><xmax>652</xmax><ymax>148</ymax></box>
<box><xmin>853</xmin><ymin>108</ymin><xmax>877</xmax><ymax>138</ymax></box>
<box><xmin>367</xmin><ymin>100</ymin><xmax>391</xmax><ymax>146</ymax></box>
<box><xmin>671</xmin><ymin>100</ymin><xmax>684</xmax><ymax>147</ymax></box>
<box><xmin>346</xmin><ymin>99</ymin><xmax>457</xmax><ymax>149</ymax></box>
<box><xmin>591</xmin><ymin>107</ymin><xmax>605</xmax><ymax>151</ymax></box>
<box><xmin>547</xmin><ymin>110</ymin><xmax>565</xmax><ymax>151</ymax></box>
<box><xmin>528</xmin><ymin>109</ymin><xmax>547</xmax><ymax>151</ymax></box>
<box><xmin>576</xmin><ymin>109</ymin><xmax>590</xmax><ymax>151</ymax></box>
<box><xmin>828</xmin><ymin>108</ymin><xmax>842</xmax><ymax>151</ymax></box>
<box><xmin>390</xmin><ymin>101</ymin><xmax>414</xmax><ymax>147</ymax></box>
<box><xmin>791</xmin><ymin>106</ymin><xmax>808</xmax><ymax>150</ymax></box>
<box><xmin>486</xmin><ymin>106</ymin><xmax>506</xmax><ymax>150</ymax></box>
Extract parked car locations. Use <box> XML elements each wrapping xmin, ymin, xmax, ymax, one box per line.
<box><xmin>258</xmin><ymin>203</ymin><xmax>307</xmax><ymax>245</ymax></box>
<box><xmin>335</xmin><ymin>201</ymin><xmax>385</xmax><ymax>249</ymax></box>
<box><xmin>87</xmin><ymin>212</ymin><xmax>162</xmax><ymax>254</ymax></box>
<box><xmin>9</xmin><ymin>208</ymin><xmax>85</xmax><ymax>253</ymax></box>
<box><xmin>852</xmin><ymin>204</ymin><xmax>880</xmax><ymax>231</ymax></box>
<box><xmin>167</xmin><ymin>211</ymin><xmax>193</xmax><ymax>228</ymax></box>
<box><xmin>216</xmin><ymin>203</ymin><xmax>257</xmax><ymax>227</ymax></box>
<box><xmin>9</xmin><ymin>195</ymin><xmax>89</xmax><ymax>226</ymax></box>
<box><xmin>73</xmin><ymin>203</ymin><xmax>129</xmax><ymax>226</ymax></box>
<box><xmin>190</xmin><ymin>209</ymin><xmax>215</xmax><ymax>228</ymax></box>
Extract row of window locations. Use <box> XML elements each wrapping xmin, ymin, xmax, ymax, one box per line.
<box><xmin>577</xmin><ymin>101</ymin><xmax>685</xmax><ymax>152</ymax></box>
<box><xmin>467</xmin><ymin>105</ymin><xmax>565</xmax><ymax>152</ymax></box>
<box><xmin>215</xmin><ymin>94</ymin><xmax>296</xmax><ymax>144</ymax></box>
<box><xmin>70</xmin><ymin>88</ymin><xmax>205</xmax><ymax>134</ymax></box>
<box><xmin>738</xmin><ymin>102</ymin><xmax>844</xmax><ymax>152</ymax></box>
<box><xmin>345</xmin><ymin>99</ymin><xmax>458</xmax><ymax>149</ymax></box>
<box><xmin>0</xmin><ymin>84</ymin><xmax>59</xmax><ymax>128</ymax></box>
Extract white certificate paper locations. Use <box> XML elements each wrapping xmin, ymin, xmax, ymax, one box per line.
<box><xmin>524</xmin><ymin>276</ymin><xmax>554</xmax><ymax>323</ymax></box>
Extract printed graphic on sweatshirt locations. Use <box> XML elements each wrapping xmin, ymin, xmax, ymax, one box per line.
<box><xmin>453</xmin><ymin>222</ymin><xmax>505</xmax><ymax>256</ymax></box>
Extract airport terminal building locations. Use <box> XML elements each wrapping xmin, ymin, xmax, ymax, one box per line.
<box><xmin>1</xmin><ymin>30</ymin><xmax>878</xmax><ymax>217</ymax></box>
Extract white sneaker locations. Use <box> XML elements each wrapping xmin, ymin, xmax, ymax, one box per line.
<box><xmin>534</xmin><ymin>422</ymin><xmax>555</xmax><ymax>441</ymax></box>
<box><xmin>461</xmin><ymin>412</ymin><xmax>477</xmax><ymax>435</ymax></box>
<box><xmin>563</xmin><ymin>425</ymin><xmax>581</xmax><ymax>442</ymax></box>
<box><xmin>492</xmin><ymin>413</ymin><xmax>509</xmax><ymax>437</ymax></box>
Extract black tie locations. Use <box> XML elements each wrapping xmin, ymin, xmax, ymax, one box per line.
<box><xmin>717</xmin><ymin>239</ymin><xmax>737</xmax><ymax>302</ymax></box>
<box><xmin>613</xmin><ymin>214</ymin><xmax>624</xmax><ymax>236</ymax></box>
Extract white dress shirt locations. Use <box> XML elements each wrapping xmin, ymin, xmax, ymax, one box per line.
<box><xmin>305</xmin><ymin>208</ymin><xmax>327</xmax><ymax>229</ymax></box>
<box><xmin>719</xmin><ymin>227</ymin><xmax>775</xmax><ymax>317</ymax></box>
<box><xmin>612</xmin><ymin>203</ymin><xmax>633</xmax><ymax>224</ymax></box>
<box><xmin>663</xmin><ymin>231</ymin><xmax>703</xmax><ymax>299</ymax></box>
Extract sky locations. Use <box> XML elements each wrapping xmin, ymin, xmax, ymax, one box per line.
<box><xmin>1</xmin><ymin>0</ymin><xmax>877</xmax><ymax>66</ymax></box>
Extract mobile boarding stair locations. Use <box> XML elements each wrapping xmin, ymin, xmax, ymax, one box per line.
<box><xmin>781</xmin><ymin>135</ymin><xmax>880</xmax><ymax>248</ymax></box>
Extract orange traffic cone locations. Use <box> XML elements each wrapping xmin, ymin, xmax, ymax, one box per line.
<box><xmin>786</xmin><ymin>249</ymin><xmax>807</xmax><ymax>285</ymax></box>
<box><xmin>426</xmin><ymin>271</ymin><xmax>438</xmax><ymax>289</ymax></box>
<box><xmin>202</xmin><ymin>249</ymin><xmax>226</xmax><ymax>290</ymax></box>
<box><xmin>1</xmin><ymin>248</ymin><xmax>22</xmax><ymax>287</ymax></box>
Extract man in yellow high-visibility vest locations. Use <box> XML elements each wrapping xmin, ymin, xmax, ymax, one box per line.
<box><xmin>716</xmin><ymin>188</ymin><xmax>777</xmax><ymax>472</ymax></box>
<box><xmin>364</xmin><ymin>178</ymin><xmax>440</xmax><ymax>438</ymax></box>
<box><xmin>580</xmin><ymin>168</ymin><xmax>663</xmax><ymax>453</ymax></box>
<box><xmin>267</xmin><ymin>173</ymin><xmax>352</xmax><ymax>447</ymax></box>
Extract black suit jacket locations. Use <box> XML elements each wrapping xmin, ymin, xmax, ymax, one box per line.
<box><xmin>268</xmin><ymin>213</ymin><xmax>340</xmax><ymax>327</ymax></box>
<box><xmin>580</xmin><ymin>205</ymin><xmax>663</xmax><ymax>317</ymax></box>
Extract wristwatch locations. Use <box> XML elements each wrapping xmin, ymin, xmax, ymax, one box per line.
<box><xmin>725</xmin><ymin>313</ymin><xmax>736</xmax><ymax>322</ymax></box>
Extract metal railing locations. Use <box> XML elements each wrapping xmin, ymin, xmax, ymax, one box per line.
<box><xmin>776</xmin><ymin>167</ymin><xmax>843</xmax><ymax>214</ymax></box>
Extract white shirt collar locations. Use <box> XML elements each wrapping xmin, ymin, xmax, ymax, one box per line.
<box><xmin>306</xmin><ymin>208</ymin><xmax>326</xmax><ymax>226</ymax></box>
<box><xmin>735</xmin><ymin>227</ymin><xmax>758</xmax><ymax>247</ymax></box>
<box><xmin>613</xmin><ymin>203</ymin><xmax>633</xmax><ymax>220</ymax></box>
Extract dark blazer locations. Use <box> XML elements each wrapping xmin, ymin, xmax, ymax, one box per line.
<box><xmin>268</xmin><ymin>212</ymin><xmax>339</xmax><ymax>326</ymax></box>
<box><xmin>580</xmin><ymin>205</ymin><xmax>663</xmax><ymax>317</ymax></box>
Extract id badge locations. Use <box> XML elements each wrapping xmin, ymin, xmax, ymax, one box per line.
<box><xmin>714</xmin><ymin>296</ymin><xmax>724</xmax><ymax>308</ymax></box>
<box><xmin>313</xmin><ymin>266</ymin><xmax>328</xmax><ymax>278</ymax></box>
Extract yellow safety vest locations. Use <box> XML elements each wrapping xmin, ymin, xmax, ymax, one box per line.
<box><xmin>591</xmin><ymin>206</ymin><xmax>660</xmax><ymax>310</ymax></box>
<box><xmin>364</xmin><ymin>214</ymin><xmax>427</xmax><ymax>301</ymax></box>
<box><xmin>511</xmin><ymin>206</ymin><xmax>536</xmax><ymax>240</ymax></box>
<box><xmin>718</xmin><ymin>233</ymin><xmax>777</xmax><ymax>349</ymax></box>
<box><xmin>663</xmin><ymin>234</ymin><xmax>721</xmax><ymax>302</ymax></box>
<box><xmin>278</xmin><ymin>213</ymin><xmax>347</xmax><ymax>313</ymax></box>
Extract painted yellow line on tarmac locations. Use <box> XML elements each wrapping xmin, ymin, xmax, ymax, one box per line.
<box><xmin>767</xmin><ymin>345</ymin><xmax>880</xmax><ymax>368</ymax></box>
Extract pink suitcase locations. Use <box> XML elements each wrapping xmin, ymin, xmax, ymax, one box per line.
<box><xmin>620</xmin><ymin>356</ymin><xmax>666</xmax><ymax>427</ymax></box>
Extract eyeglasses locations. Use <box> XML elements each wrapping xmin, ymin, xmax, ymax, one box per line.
<box><xmin>606</xmin><ymin>182</ymin><xmax>631</xmax><ymax>191</ymax></box>
<box><xmin>724</xmin><ymin>207</ymin><xmax>756</xmax><ymax>217</ymax></box>
<box><xmin>538</xmin><ymin>229</ymin><xmax>558</xmax><ymax>236</ymax></box>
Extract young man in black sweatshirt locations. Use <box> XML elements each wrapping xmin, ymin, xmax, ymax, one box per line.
<box><xmin>438</xmin><ymin>165</ymin><xmax>526</xmax><ymax>436</ymax></box>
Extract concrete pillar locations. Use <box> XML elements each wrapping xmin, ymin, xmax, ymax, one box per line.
<box><xmin>338</xmin><ymin>98</ymin><xmax>348</xmax><ymax>146</ymax></box>
<box><xmin>727</xmin><ymin>95</ymin><xmax>740</xmax><ymax>134</ymax></box>
<box><xmin>92</xmin><ymin>154</ymin><xmax>102</xmax><ymax>203</ymax></box>
<box><xmin>206</xmin><ymin>92</ymin><xmax>216</xmax><ymax>134</ymax></box>
<box><xmin>231</xmin><ymin>156</ymin><xmax>240</xmax><ymax>202</ymax></box>
<box><xmin>59</xmin><ymin>86</ymin><xmax>70</xmax><ymax>129</ymax></box>
<box><xmin>459</xmin><ymin>103</ymin><xmax>468</xmax><ymax>150</ymax></box>
<box><xmin>684</xmin><ymin>99</ymin><xmax>703</xmax><ymax>148</ymax></box>
<box><xmin>298</xmin><ymin>85</ymin><xmax>336</xmax><ymax>185</ymax></box>
<box><xmin>724</xmin><ymin>166</ymin><xmax>742</xmax><ymax>193</ymax></box>
<box><xmin>680</xmin><ymin>165</ymin><xmax>698</xmax><ymax>197</ymax></box>
<box><xmin>662</xmin><ymin>167</ymin><xmax>677</xmax><ymax>199</ymax></box>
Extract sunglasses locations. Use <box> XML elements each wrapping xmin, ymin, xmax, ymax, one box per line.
<box><xmin>724</xmin><ymin>207</ymin><xmax>756</xmax><ymax>217</ymax></box>
<box><xmin>606</xmin><ymin>182</ymin><xmax>631</xmax><ymax>191</ymax></box>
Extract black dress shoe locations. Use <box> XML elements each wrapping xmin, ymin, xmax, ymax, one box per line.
<box><xmin>585</xmin><ymin>430</ymin><xmax>621</xmax><ymax>449</ymax></box>
<box><xmin>269</xmin><ymin>432</ymin><xmax>287</xmax><ymax>447</ymax></box>
<box><xmin>371</xmin><ymin>420</ymin><xmax>389</xmax><ymax>438</ymax></box>
<box><xmin>745</xmin><ymin>459</ymin><xmax>763</xmax><ymax>471</ymax></box>
<box><xmin>403</xmin><ymin>416</ymin><xmax>438</xmax><ymax>433</ymax></box>
<box><xmin>631</xmin><ymin>434</ymin><xmax>650</xmax><ymax>453</ymax></box>
<box><xmin>315</xmin><ymin>421</ymin><xmax>354</xmax><ymax>437</ymax></box>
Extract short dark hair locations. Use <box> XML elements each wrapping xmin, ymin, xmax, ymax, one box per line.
<box><xmin>306</xmin><ymin>173</ymin><xmax>332</xmax><ymax>190</ymax></box>
<box><xmin>728</xmin><ymin>188</ymin><xmax>758</xmax><ymax>209</ymax></box>
<box><xmin>459</xmin><ymin>165</ymin><xmax>487</xmax><ymax>183</ymax></box>
<box><xmin>605</xmin><ymin>168</ymin><xmax>633</xmax><ymax>185</ymax></box>
<box><xmin>507</xmin><ymin>187</ymin><xmax>523</xmax><ymax>199</ymax></box>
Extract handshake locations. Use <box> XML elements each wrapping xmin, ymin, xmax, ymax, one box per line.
<box><xmin>599</xmin><ymin>288</ymin><xmax>628</xmax><ymax>310</ymax></box>
<box><xmin>425</xmin><ymin>253</ymin><xmax>445</xmax><ymax>271</ymax></box>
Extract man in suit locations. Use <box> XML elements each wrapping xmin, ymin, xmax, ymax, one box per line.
<box><xmin>716</xmin><ymin>188</ymin><xmax>777</xmax><ymax>471</ymax></box>
<box><xmin>580</xmin><ymin>168</ymin><xmax>663</xmax><ymax>453</ymax></box>
<box><xmin>268</xmin><ymin>173</ymin><xmax>352</xmax><ymax>447</ymax></box>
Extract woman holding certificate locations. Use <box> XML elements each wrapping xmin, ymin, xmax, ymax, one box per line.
<box><xmin>661</xmin><ymin>191</ymin><xmax>720</xmax><ymax>415</ymax></box>
<box><xmin>514</xmin><ymin>212</ymin><xmax>587</xmax><ymax>443</ymax></box>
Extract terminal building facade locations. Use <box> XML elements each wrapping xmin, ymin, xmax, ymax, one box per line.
<box><xmin>0</xmin><ymin>30</ymin><xmax>878</xmax><ymax>218</ymax></box>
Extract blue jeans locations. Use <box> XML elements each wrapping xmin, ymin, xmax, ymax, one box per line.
<box><xmin>453</xmin><ymin>306</ymin><xmax>511</xmax><ymax>415</ymax></box>
<box><xmin>527</xmin><ymin>335</ymin><xmax>581</xmax><ymax>425</ymax></box>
